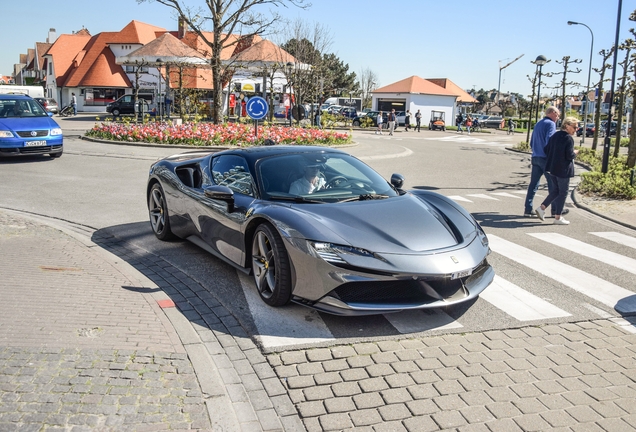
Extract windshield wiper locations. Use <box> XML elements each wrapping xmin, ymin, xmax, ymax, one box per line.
<box><xmin>268</xmin><ymin>193</ymin><xmax>323</xmax><ymax>203</ymax></box>
<box><xmin>338</xmin><ymin>194</ymin><xmax>390</xmax><ymax>203</ymax></box>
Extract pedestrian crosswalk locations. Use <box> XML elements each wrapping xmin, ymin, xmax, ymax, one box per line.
<box><xmin>241</xmin><ymin>224</ymin><xmax>636</xmax><ymax>351</ymax></box>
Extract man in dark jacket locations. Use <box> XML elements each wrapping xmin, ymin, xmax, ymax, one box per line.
<box><xmin>523</xmin><ymin>106</ymin><xmax>563</xmax><ymax>217</ymax></box>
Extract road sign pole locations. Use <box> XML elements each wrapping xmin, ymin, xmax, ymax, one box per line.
<box><xmin>254</xmin><ymin>120</ymin><xmax>258</xmax><ymax>138</ymax></box>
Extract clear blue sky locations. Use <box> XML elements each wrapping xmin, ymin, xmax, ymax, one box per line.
<box><xmin>1</xmin><ymin>0</ymin><xmax>631</xmax><ymax>100</ymax></box>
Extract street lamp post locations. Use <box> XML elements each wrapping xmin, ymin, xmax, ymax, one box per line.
<box><xmin>534</xmin><ymin>55</ymin><xmax>548</xmax><ymax>127</ymax></box>
<box><xmin>567</xmin><ymin>21</ymin><xmax>594</xmax><ymax>145</ymax></box>
<box><xmin>286</xmin><ymin>62</ymin><xmax>294</xmax><ymax>127</ymax></box>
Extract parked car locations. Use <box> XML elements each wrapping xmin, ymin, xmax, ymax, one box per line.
<box><xmin>482</xmin><ymin>116</ymin><xmax>504</xmax><ymax>129</ymax></box>
<box><xmin>0</xmin><ymin>94</ymin><xmax>63</xmax><ymax>158</ymax></box>
<box><xmin>339</xmin><ymin>107</ymin><xmax>358</xmax><ymax>119</ymax></box>
<box><xmin>146</xmin><ymin>145</ymin><xmax>494</xmax><ymax>315</ymax></box>
<box><xmin>325</xmin><ymin>105</ymin><xmax>342</xmax><ymax>115</ymax></box>
<box><xmin>34</xmin><ymin>97</ymin><xmax>59</xmax><ymax>114</ymax></box>
<box><xmin>106</xmin><ymin>94</ymin><xmax>150</xmax><ymax>117</ymax></box>
<box><xmin>395</xmin><ymin>111</ymin><xmax>405</xmax><ymax>126</ymax></box>
<box><xmin>352</xmin><ymin>111</ymin><xmax>388</xmax><ymax>128</ymax></box>
<box><xmin>576</xmin><ymin>123</ymin><xmax>595</xmax><ymax>137</ymax></box>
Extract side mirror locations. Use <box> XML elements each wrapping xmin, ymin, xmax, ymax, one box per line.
<box><xmin>204</xmin><ymin>185</ymin><xmax>235</xmax><ymax>211</ymax></box>
<box><xmin>47</xmin><ymin>112</ymin><xmax>54</xmax><ymax>117</ymax></box>
<box><xmin>390</xmin><ymin>173</ymin><xmax>405</xmax><ymax>189</ymax></box>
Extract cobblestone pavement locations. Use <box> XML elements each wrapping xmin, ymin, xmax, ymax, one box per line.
<box><xmin>267</xmin><ymin>322</ymin><xmax>636</xmax><ymax>431</ymax></box>
<box><xmin>0</xmin><ymin>210</ymin><xmax>303</xmax><ymax>431</ymax></box>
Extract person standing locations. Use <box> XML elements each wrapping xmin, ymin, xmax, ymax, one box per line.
<box><xmin>534</xmin><ymin>117</ymin><xmax>579</xmax><ymax>225</ymax></box>
<box><xmin>415</xmin><ymin>109</ymin><xmax>422</xmax><ymax>132</ymax></box>
<box><xmin>404</xmin><ymin>110</ymin><xmax>411</xmax><ymax>131</ymax></box>
<box><xmin>466</xmin><ymin>114</ymin><xmax>472</xmax><ymax>135</ymax></box>
<box><xmin>388</xmin><ymin>109</ymin><xmax>396</xmax><ymax>136</ymax></box>
<box><xmin>376</xmin><ymin>111</ymin><xmax>383</xmax><ymax>135</ymax></box>
<box><xmin>523</xmin><ymin>106</ymin><xmax>562</xmax><ymax>217</ymax></box>
<box><xmin>456</xmin><ymin>113</ymin><xmax>464</xmax><ymax>133</ymax></box>
<box><xmin>71</xmin><ymin>93</ymin><xmax>77</xmax><ymax>116</ymax></box>
<box><xmin>315</xmin><ymin>111</ymin><xmax>322</xmax><ymax>129</ymax></box>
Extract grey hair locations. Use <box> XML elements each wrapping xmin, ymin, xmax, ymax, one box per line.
<box><xmin>561</xmin><ymin>116</ymin><xmax>579</xmax><ymax>131</ymax></box>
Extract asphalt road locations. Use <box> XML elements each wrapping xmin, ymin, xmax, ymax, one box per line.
<box><xmin>1</xmin><ymin>128</ymin><xmax>635</xmax><ymax>354</ymax></box>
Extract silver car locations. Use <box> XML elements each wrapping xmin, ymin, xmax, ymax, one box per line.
<box><xmin>147</xmin><ymin>146</ymin><xmax>494</xmax><ymax>316</ymax></box>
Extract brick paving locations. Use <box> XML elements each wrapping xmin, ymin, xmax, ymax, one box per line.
<box><xmin>266</xmin><ymin>325</ymin><xmax>636</xmax><ymax>431</ymax></box>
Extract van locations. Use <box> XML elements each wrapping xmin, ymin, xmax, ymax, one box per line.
<box><xmin>106</xmin><ymin>94</ymin><xmax>151</xmax><ymax>117</ymax></box>
<box><xmin>0</xmin><ymin>85</ymin><xmax>44</xmax><ymax>98</ymax></box>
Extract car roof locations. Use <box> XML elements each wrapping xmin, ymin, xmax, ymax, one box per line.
<box><xmin>0</xmin><ymin>94</ymin><xmax>33</xmax><ymax>100</ymax></box>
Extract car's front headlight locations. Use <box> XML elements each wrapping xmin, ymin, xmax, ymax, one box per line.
<box><xmin>50</xmin><ymin>128</ymin><xmax>63</xmax><ymax>136</ymax></box>
<box><xmin>0</xmin><ymin>130</ymin><xmax>14</xmax><ymax>138</ymax></box>
<box><xmin>308</xmin><ymin>241</ymin><xmax>375</xmax><ymax>264</ymax></box>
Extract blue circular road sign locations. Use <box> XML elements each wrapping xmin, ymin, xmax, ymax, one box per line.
<box><xmin>245</xmin><ymin>96</ymin><xmax>268</xmax><ymax>120</ymax></box>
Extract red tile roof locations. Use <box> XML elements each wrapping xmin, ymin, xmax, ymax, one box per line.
<box><xmin>64</xmin><ymin>32</ymin><xmax>131</xmax><ymax>88</ymax></box>
<box><xmin>426</xmin><ymin>78</ymin><xmax>477</xmax><ymax>103</ymax></box>
<box><xmin>46</xmin><ymin>32</ymin><xmax>92</xmax><ymax>87</ymax></box>
<box><xmin>374</xmin><ymin>76</ymin><xmax>476</xmax><ymax>102</ymax></box>
<box><xmin>374</xmin><ymin>76</ymin><xmax>457</xmax><ymax>97</ymax></box>
<box><xmin>109</xmin><ymin>20</ymin><xmax>165</xmax><ymax>44</ymax></box>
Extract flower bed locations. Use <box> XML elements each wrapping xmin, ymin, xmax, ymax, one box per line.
<box><xmin>85</xmin><ymin>121</ymin><xmax>351</xmax><ymax>146</ymax></box>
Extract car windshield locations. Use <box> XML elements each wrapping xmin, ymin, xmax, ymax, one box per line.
<box><xmin>0</xmin><ymin>98</ymin><xmax>48</xmax><ymax>118</ymax></box>
<box><xmin>258</xmin><ymin>153</ymin><xmax>399</xmax><ymax>203</ymax></box>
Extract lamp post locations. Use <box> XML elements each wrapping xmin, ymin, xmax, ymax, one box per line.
<box><xmin>286</xmin><ymin>62</ymin><xmax>294</xmax><ymax>127</ymax></box>
<box><xmin>567</xmin><ymin>21</ymin><xmax>594</xmax><ymax>145</ymax></box>
<box><xmin>156</xmin><ymin>58</ymin><xmax>163</xmax><ymax>120</ymax></box>
<box><xmin>601</xmin><ymin>0</ymin><xmax>623</xmax><ymax>174</ymax></box>
<box><xmin>534</xmin><ymin>55</ymin><xmax>548</xmax><ymax>127</ymax></box>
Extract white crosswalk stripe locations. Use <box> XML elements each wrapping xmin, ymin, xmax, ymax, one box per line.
<box><xmin>384</xmin><ymin>309</ymin><xmax>463</xmax><ymax>334</ymax></box>
<box><xmin>591</xmin><ymin>231</ymin><xmax>636</xmax><ymax>250</ymax></box>
<box><xmin>467</xmin><ymin>194</ymin><xmax>499</xmax><ymax>200</ymax></box>
<box><xmin>488</xmin><ymin>234</ymin><xmax>636</xmax><ymax>314</ymax></box>
<box><xmin>491</xmin><ymin>192</ymin><xmax>522</xmax><ymax>199</ymax></box>
<box><xmin>529</xmin><ymin>233</ymin><xmax>636</xmax><ymax>276</ymax></box>
<box><xmin>480</xmin><ymin>275</ymin><xmax>571</xmax><ymax>321</ymax></box>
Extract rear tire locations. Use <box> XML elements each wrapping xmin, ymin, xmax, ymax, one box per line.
<box><xmin>251</xmin><ymin>224</ymin><xmax>292</xmax><ymax>307</ymax></box>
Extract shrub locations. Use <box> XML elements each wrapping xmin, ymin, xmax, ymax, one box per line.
<box><xmin>513</xmin><ymin>141</ymin><xmax>530</xmax><ymax>152</ymax></box>
<box><xmin>578</xmin><ymin>153</ymin><xmax>636</xmax><ymax>199</ymax></box>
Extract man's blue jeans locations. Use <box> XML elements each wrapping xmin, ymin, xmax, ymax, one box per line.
<box><xmin>524</xmin><ymin>156</ymin><xmax>554</xmax><ymax>215</ymax></box>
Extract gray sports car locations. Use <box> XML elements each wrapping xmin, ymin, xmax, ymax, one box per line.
<box><xmin>147</xmin><ymin>145</ymin><xmax>494</xmax><ymax>316</ymax></box>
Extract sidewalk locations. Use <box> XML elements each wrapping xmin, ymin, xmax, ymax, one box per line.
<box><xmin>0</xmin><ymin>209</ymin><xmax>303</xmax><ymax>431</ymax></box>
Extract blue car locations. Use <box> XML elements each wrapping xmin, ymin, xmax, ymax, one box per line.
<box><xmin>0</xmin><ymin>94</ymin><xmax>63</xmax><ymax>158</ymax></box>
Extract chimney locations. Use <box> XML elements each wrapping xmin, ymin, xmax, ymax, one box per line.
<box><xmin>178</xmin><ymin>17</ymin><xmax>187</xmax><ymax>39</ymax></box>
<box><xmin>47</xmin><ymin>28</ymin><xmax>57</xmax><ymax>43</ymax></box>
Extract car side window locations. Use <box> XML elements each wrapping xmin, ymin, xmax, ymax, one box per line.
<box><xmin>211</xmin><ymin>155</ymin><xmax>255</xmax><ymax>196</ymax></box>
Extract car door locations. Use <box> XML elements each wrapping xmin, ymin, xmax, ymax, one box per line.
<box><xmin>193</xmin><ymin>154</ymin><xmax>256</xmax><ymax>266</ymax></box>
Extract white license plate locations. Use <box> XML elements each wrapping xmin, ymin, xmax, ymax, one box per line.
<box><xmin>451</xmin><ymin>269</ymin><xmax>472</xmax><ymax>280</ymax></box>
<box><xmin>24</xmin><ymin>141</ymin><xmax>47</xmax><ymax>147</ymax></box>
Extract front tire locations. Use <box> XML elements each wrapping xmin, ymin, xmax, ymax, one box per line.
<box><xmin>148</xmin><ymin>183</ymin><xmax>175</xmax><ymax>240</ymax></box>
<box><xmin>251</xmin><ymin>224</ymin><xmax>292</xmax><ymax>306</ymax></box>
<box><xmin>112</xmin><ymin>108</ymin><xmax>120</xmax><ymax>117</ymax></box>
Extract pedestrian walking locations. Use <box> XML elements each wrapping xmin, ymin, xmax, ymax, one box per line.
<box><xmin>71</xmin><ymin>93</ymin><xmax>77</xmax><ymax>116</ymax></box>
<box><xmin>388</xmin><ymin>109</ymin><xmax>396</xmax><ymax>136</ymax></box>
<box><xmin>415</xmin><ymin>110</ymin><xmax>422</xmax><ymax>132</ymax></box>
<box><xmin>523</xmin><ymin>106</ymin><xmax>563</xmax><ymax>218</ymax></box>
<box><xmin>456</xmin><ymin>113</ymin><xmax>464</xmax><ymax>133</ymax></box>
<box><xmin>376</xmin><ymin>111</ymin><xmax>383</xmax><ymax>135</ymax></box>
<box><xmin>466</xmin><ymin>114</ymin><xmax>472</xmax><ymax>135</ymax></box>
<box><xmin>534</xmin><ymin>117</ymin><xmax>579</xmax><ymax>225</ymax></box>
<box><xmin>404</xmin><ymin>110</ymin><xmax>411</xmax><ymax>131</ymax></box>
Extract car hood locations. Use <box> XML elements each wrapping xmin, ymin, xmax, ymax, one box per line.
<box><xmin>291</xmin><ymin>194</ymin><xmax>474</xmax><ymax>254</ymax></box>
<box><xmin>0</xmin><ymin>116</ymin><xmax>59</xmax><ymax>131</ymax></box>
